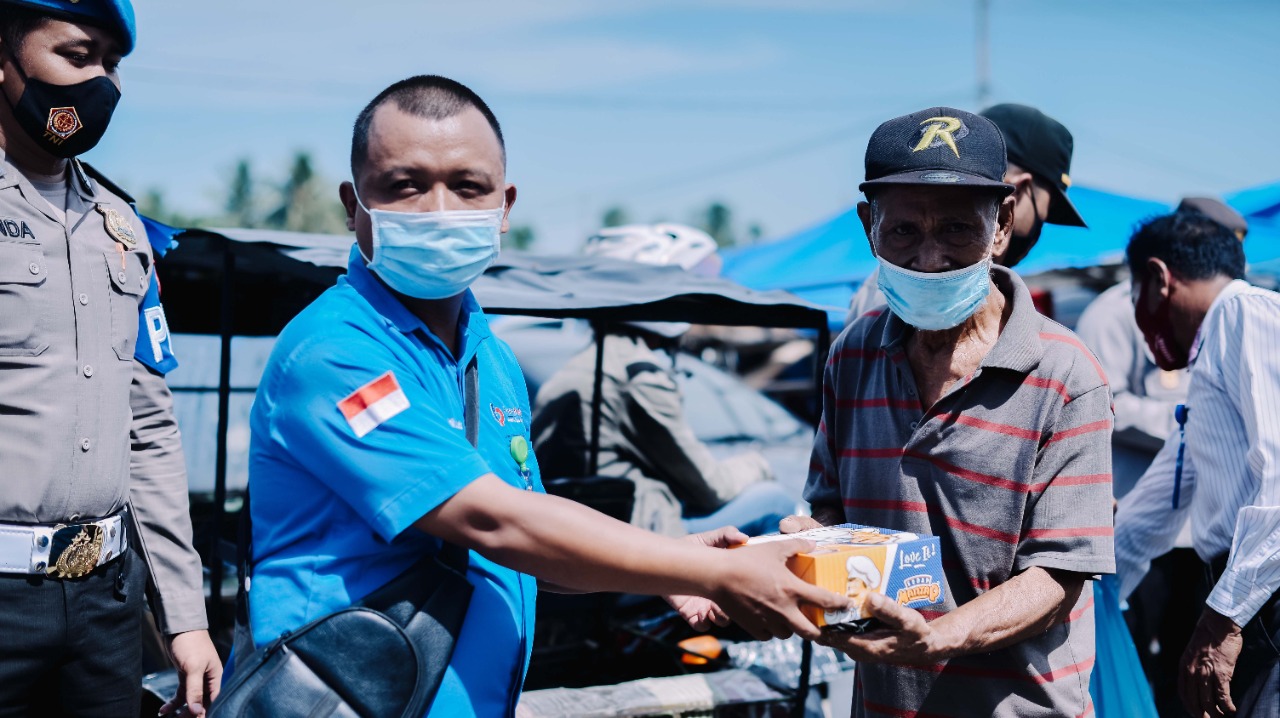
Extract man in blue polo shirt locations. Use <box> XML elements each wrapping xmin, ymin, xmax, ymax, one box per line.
<box><xmin>244</xmin><ymin>75</ymin><xmax>846</xmax><ymax>717</ymax></box>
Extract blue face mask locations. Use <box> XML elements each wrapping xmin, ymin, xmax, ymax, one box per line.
<box><xmin>356</xmin><ymin>193</ymin><xmax>505</xmax><ymax>300</ymax></box>
<box><xmin>876</xmin><ymin>254</ymin><xmax>993</xmax><ymax>331</ymax></box>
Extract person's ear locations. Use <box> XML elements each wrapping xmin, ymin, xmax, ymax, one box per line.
<box><xmin>338</xmin><ymin>181</ymin><xmax>359</xmax><ymax>232</ymax></box>
<box><xmin>992</xmin><ymin>194</ymin><xmax>1016</xmax><ymax>259</ymax></box>
<box><xmin>857</xmin><ymin>201</ymin><xmax>875</xmax><ymax>256</ymax></box>
<box><xmin>501</xmin><ymin>183</ymin><xmax>517</xmax><ymax>234</ymax></box>
<box><xmin>1136</xmin><ymin>257</ymin><xmax>1174</xmax><ymax>314</ymax></box>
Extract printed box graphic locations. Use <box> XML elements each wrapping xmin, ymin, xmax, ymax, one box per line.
<box><xmin>748</xmin><ymin>524</ymin><xmax>946</xmax><ymax>628</ymax></box>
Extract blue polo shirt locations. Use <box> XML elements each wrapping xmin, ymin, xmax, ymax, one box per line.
<box><xmin>246</xmin><ymin>245</ymin><xmax>543</xmax><ymax>717</ymax></box>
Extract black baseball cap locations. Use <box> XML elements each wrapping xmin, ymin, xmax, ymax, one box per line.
<box><xmin>860</xmin><ymin>107</ymin><xmax>1015</xmax><ymax>195</ymax></box>
<box><xmin>1176</xmin><ymin>197</ymin><xmax>1248</xmax><ymax>240</ymax></box>
<box><xmin>980</xmin><ymin>103</ymin><xmax>1086</xmax><ymax>228</ymax></box>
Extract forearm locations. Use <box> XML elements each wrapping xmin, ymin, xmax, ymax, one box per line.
<box><xmin>1205</xmin><ymin>505</ymin><xmax>1280</xmax><ymax>625</ymax></box>
<box><xmin>130</xmin><ymin>365</ymin><xmax>207</xmax><ymax>635</ymax></box>
<box><xmin>930</xmin><ymin>567</ymin><xmax>1084</xmax><ymax>658</ymax></box>
<box><xmin>417</xmin><ymin>475</ymin><xmax>725</xmax><ymax>597</ymax></box>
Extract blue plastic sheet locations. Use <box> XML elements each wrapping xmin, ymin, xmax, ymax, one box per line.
<box><xmin>1090</xmin><ymin>575</ymin><xmax>1158</xmax><ymax>718</ymax></box>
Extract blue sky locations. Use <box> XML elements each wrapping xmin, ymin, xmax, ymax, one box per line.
<box><xmin>86</xmin><ymin>0</ymin><xmax>1280</xmax><ymax>253</ymax></box>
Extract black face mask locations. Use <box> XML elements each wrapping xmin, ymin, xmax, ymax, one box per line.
<box><xmin>3</xmin><ymin>55</ymin><xmax>120</xmax><ymax>158</ymax></box>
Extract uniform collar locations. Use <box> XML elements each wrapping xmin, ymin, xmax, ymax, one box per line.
<box><xmin>0</xmin><ymin>148</ymin><xmax>100</xmax><ymax>200</ymax></box>
<box><xmin>879</xmin><ymin>265</ymin><xmax>1043</xmax><ymax>374</ymax></box>
<box><xmin>343</xmin><ymin>244</ymin><xmax>492</xmax><ymax>357</ymax></box>
<box><xmin>1189</xmin><ymin>279</ymin><xmax>1251</xmax><ymax>364</ymax></box>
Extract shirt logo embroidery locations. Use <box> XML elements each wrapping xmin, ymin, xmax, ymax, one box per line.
<box><xmin>337</xmin><ymin>371</ymin><xmax>410</xmax><ymax>438</ymax></box>
<box><xmin>46</xmin><ymin>107</ymin><xmax>82</xmax><ymax>143</ymax></box>
<box><xmin>491</xmin><ymin>404</ymin><xmax>524</xmax><ymax>426</ymax></box>
<box><xmin>912</xmin><ymin>116</ymin><xmax>968</xmax><ymax>158</ymax></box>
<box><xmin>0</xmin><ymin>218</ymin><xmax>36</xmax><ymax>240</ymax></box>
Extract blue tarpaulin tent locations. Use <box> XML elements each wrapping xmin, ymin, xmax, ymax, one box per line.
<box><xmin>721</xmin><ymin>186</ymin><xmax>1171</xmax><ymax>316</ymax></box>
<box><xmin>723</xmin><ymin>183</ymin><xmax>1280</xmax><ymax>319</ymax></box>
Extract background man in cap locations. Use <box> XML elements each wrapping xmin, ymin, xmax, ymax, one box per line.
<box><xmin>1113</xmin><ymin>212</ymin><xmax>1280</xmax><ymax>718</ymax></box>
<box><xmin>1078</xmin><ymin>197</ymin><xmax>1248</xmax><ymax>715</ymax></box>
<box><xmin>533</xmin><ymin>223</ymin><xmax>793</xmax><ymax>539</ymax></box>
<box><xmin>789</xmin><ymin>107</ymin><xmax>1114</xmax><ymax>717</ymax></box>
<box><xmin>0</xmin><ymin>2</ymin><xmax>220</xmax><ymax>715</ymax></box>
<box><xmin>846</xmin><ymin>103</ymin><xmax>1086</xmax><ymax>322</ymax></box>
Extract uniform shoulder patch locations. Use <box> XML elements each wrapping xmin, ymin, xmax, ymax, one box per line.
<box><xmin>338</xmin><ymin>371</ymin><xmax>410</xmax><ymax>438</ymax></box>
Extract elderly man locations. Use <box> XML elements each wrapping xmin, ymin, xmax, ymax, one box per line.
<box><xmin>241</xmin><ymin>75</ymin><xmax>846</xmax><ymax>717</ymax></box>
<box><xmin>846</xmin><ymin>103</ymin><xmax>1085</xmax><ymax>323</ymax></box>
<box><xmin>786</xmin><ymin>107</ymin><xmax>1114</xmax><ymax>718</ymax></box>
<box><xmin>1114</xmin><ymin>212</ymin><xmax>1280</xmax><ymax>718</ymax></box>
<box><xmin>1077</xmin><ymin>197</ymin><xmax>1248</xmax><ymax>715</ymax></box>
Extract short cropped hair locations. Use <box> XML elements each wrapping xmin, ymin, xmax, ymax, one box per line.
<box><xmin>350</xmin><ymin>75</ymin><xmax>505</xmax><ymax>176</ymax></box>
<box><xmin>0</xmin><ymin>6</ymin><xmax>48</xmax><ymax>55</ymax></box>
<box><xmin>1126</xmin><ymin>212</ymin><xmax>1246</xmax><ymax>283</ymax></box>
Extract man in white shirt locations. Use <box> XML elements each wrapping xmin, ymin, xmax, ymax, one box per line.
<box><xmin>1077</xmin><ymin>198</ymin><xmax>1248</xmax><ymax>716</ymax></box>
<box><xmin>1115</xmin><ymin>211</ymin><xmax>1280</xmax><ymax>718</ymax></box>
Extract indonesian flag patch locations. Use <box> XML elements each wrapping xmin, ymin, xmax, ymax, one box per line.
<box><xmin>338</xmin><ymin>371</ymin><xmax>410</xmax><ymax>438</ymax></box>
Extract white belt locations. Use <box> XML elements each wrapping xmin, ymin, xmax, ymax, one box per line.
<box><xmin>0</xmin><ymin>514</ymin><xmax>127</xmax><ymax>578</ymax></box>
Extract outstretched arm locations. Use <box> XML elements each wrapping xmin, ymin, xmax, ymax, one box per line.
<box><xmin>416</xmin><ymin>475</ymin><xmax>849</xmax><ymax>640</ymax></box>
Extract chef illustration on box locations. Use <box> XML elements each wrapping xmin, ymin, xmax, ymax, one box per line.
<box><xmin>825</xmin><ymin>555</ymin><xmax>884</xmax><ymax>625</ymax></box>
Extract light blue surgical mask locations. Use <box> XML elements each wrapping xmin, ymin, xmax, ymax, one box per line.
<box><xmin>356</xmin><ymin>193</ymin><xmax>505</xmax><ymax>299</ymax></box>
<box><xmin>876</xmin><ymin>254</ymin><xmax>993</xmax><ymax>330</ymax></box>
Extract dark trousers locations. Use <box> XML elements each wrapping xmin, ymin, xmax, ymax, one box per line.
<box><xmin>0</xmin><ymin>547</ymin><xmax>145</xmax><ymax>718</ymax></box>
<box><xmin>1125</xmin><ymin>548</ymin><xmax>1207</xmax><ymax>718</ymax></box>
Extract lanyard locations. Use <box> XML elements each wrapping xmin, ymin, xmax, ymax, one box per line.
<box><xmin>1172</xmin><ymin>404</ymin><xmax>1189</xmax><ymax>509</ymax></box>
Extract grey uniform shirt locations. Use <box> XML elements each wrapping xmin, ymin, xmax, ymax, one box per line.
<box><xmin>0</xmin><ymin>153</ymin><xmax>206</xmax><ymax>635</ymax></box>
<box><xmin>532</xmin><ymin>333</ymin><xmax>773</xmax><ymax>536</ymax></box>
<box><xmin>1075</xmin><ymin>281</ymin><xmax>1189</xmax><ymax>498</ymax></box>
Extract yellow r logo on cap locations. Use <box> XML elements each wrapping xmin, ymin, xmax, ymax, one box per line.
<box><xmin>913</xmin><ymin>117</ymin><xmax>964</xmax><ymax>158</ymax></box>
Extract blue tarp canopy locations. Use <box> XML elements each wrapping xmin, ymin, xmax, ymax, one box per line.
<box><xmin>723</xmin><ymin>183</ymin><xmax>1280</xmax><ymax>316</ymax></box>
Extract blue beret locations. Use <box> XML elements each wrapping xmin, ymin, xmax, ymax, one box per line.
<box><xmin>1</xmin><ymin>0</ymin><xmax>136</xmax><ymax>55</ymax></box>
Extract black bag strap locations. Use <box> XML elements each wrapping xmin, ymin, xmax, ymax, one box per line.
<box><xmin>235</xmin><ymin>356</ymin><xmax>481</xmax><ymax>649</ymax></box>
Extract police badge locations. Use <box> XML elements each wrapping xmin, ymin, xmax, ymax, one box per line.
<box><xmin>96</xmin><ymin>204</ymin><xmax>137</xmax><ymax>249</ymax></box>
<box><xmin>47</xmin><ymin>524</ymin><xmax>106</xmax><ymax>579</ymax></box>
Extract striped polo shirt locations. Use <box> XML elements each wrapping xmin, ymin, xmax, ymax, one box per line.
<box><xmin>805</xmin><ymin>266</ymin><xmax>1115</xmax><ymax>718</ymax></box>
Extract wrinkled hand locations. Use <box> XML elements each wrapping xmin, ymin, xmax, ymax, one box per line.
<box><xmin>815</xmin><ymin>591</ymin><xmax>950</xmax><ymax>665</ymax></box>
<box><xmin>779</xmin><ymin>514</ymin><xmax>823</xmax><ymax>534</ymax></box>
<box><xmin>160</xmin><ymin>630</ymin><xmax>223</xmax><ymax>716</ymax></box>
<box><xmin>664</xmin><ymin>526</ymin><xmax>748</xmax><ymax>630</ymax></box>
<box><xmin>710</xmin><ymin>537</ymin><xmax>849</xmax><ymax>641</ymax></box>
<box><xmin>1179</xmin><ymin>608</ymin><xmax>1243</xmax><ymax>718</ymax></box>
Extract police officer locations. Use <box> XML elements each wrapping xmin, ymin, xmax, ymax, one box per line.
<box><xmin>0</xmin><ymin>2</ymin><xmax>220</xmax><ymax>716</ymax></box>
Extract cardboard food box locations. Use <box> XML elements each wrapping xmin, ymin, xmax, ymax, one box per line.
<box><xmin>748</xmin><ymin>524</ymin><xmax>946</xmax><ymax>631</ymax></box>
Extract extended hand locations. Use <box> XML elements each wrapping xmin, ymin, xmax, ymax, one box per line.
<box><xmin>815</xmin><ymin>591</ymin><xmax>951</xmax><ymax>665</ymax></box>
<box><xmin>160</xmin><ymin>630</ymin><xmax>223</xmax><ymax>716</ymax></box>
<box><xmin>1179</xmin><ymin>608</ymin><xmax>1243</xmax><ymax>718</ymax></box>
<box><xmin>665</xmin><ymin>526</ymin><xmax>748</xmax><ymax>630</ymax></box>
<box><xmin>779</xmin><ymin>514</ymin><xmax>823</xmax><ymax>534</ymax></box>
<box><xmin>710</xmin><ymin>538</ymin><xmax>849</xmax><ymax>641</ymax></box>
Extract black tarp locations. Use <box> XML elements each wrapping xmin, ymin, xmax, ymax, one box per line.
<box><xmin>159</xmin><ymin>228</ymin><xmax>833</xmax><ymax>335</ymax></box>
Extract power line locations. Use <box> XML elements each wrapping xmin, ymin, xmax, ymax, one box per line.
<box><xmin>539</xmin><ymin>92</ymin><xmax>972</xmax><ymax>210</ymax></box>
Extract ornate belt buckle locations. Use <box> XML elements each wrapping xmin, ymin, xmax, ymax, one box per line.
<box><xmin>46</xmin><ymin>523</ymin><xmax>105</xmax><ymax>579</ymax></box>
